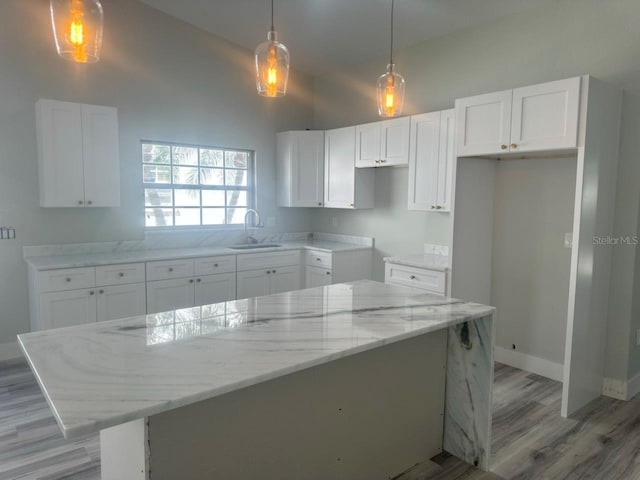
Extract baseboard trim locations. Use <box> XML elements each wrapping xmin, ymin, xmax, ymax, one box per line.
<box><xmin>628</xmin><ymin>372</ymin><xmax>640</xmax><ymax>400</ymax></box>
<box><xmin>494</xmin><ymin>346</ymin><xmax>564</xmax><ymax>382</ymax></box>
<box><xmin>0</xmin><ymin>341</ymin><xmax>23</xmax><ymax>363</ymax></box>
<box><xmin>603</xmin><ymin>372</ymin><xmax>640</xmax><ymax>401</ymax></box>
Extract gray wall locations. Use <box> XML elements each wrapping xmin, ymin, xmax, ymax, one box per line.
<box><xmin>312</xmin><ymin>0</ymin><xmax>640</xmax><ymax>381</ymax></box>
<box><xmin>0</xmin><ymin>0</ymin><xmax>314</xmax><ymax>355</ymax></box>
<box><xmin>491</xmin><ymin>157</ymin><xmax>576</xmax><ymax>365</ymax></box>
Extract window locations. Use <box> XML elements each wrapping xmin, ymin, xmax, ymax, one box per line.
<box><xmin>142</xmin><ymin>142</ymin><xmax>254</xmax><ymax>228</ymax></box>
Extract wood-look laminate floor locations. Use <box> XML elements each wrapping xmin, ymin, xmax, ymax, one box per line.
<box><xmin>2</xmin><ymin>360</ymin><xmax>640</xmax><ymax>479</ymax></box>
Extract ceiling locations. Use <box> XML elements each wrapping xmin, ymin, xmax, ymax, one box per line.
<box><xmin>138</xmin><ymin>0</ymin><xmax>552</xmax><ymax>76</ymax></box>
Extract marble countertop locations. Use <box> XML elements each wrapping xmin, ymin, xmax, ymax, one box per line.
<box><xmin>18</xmin><ymin>280</ymin><xmax>494</xmax><ymax>440</ymax></box>
<box><xmin>25</xmin><ymin>240</ymin><xmax>371</xmax><ymax>271</ymax></box>
<box><xmin>384</xmin><ymin>254</ymin><xmax>450</xmax><ymax>272</ymax></box>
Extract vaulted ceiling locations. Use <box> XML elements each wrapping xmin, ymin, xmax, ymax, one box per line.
<box><xmin>138</xmin><ymin>0</ymin><xmax>553</xmax><ymax>76</ymax></box>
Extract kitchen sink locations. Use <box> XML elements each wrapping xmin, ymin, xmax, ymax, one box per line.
<box><xmin>228</xmin><ymin>244</ymin><xmax>283</xmax><ymax>250</ymax></box>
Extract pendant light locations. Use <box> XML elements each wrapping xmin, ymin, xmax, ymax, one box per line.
<box><xmin>50</xmin><ymin>0</ymin><xmax>104</xmax><ymax>64</ymax></box>
<box><xmin>377</xmin><ymin>0</ymin><xmax>405</xmax><ymax>117</ymax></box>
<box><xmin>255</xmin><ymin>0</ymin><xmax>290</xmax><ymax>97</ymax></box>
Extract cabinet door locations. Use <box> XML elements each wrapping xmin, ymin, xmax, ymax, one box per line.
<box><xmin>305</xmin><ymin>266</ymin><xmax>333</xmax><ymax>288</ymax></box>
<box><xmin>455</xmin><ymin>90</ymin><xmax>512</xmax><ymax>156</ymax></box>
<box><xmin>510</xmin><ymin>77</ymin><xmax>581</xmax><ymax>153</ymax></box>
<box><xmin>293</xmin><ymin>131</ymin><xmax>325</xmax><ymax>207</ymax></box>
<box><xmin>408</xmin><ymin>112</ymin><xmax>440</xmax><ymax>211</ymax></box>
<box><xmin>269</xmin><ymin>265</ymin><xmax>302</xmax><ymax>295</ymax></box>
<box><xmin>194</xmin><ymin>273</ymin><xmax>236</xmax><ymax>306</ymax></box>
<box><xmin>39</xmin><ymin>288</ymin><xmax>97</xmax><ymax>329</ymax></box>
<box><xmin>355</xmin><ymin>122</ymin><xmax>381</xmax><ymax>168</ymax></box>
<box><xmin>97</xmin><ymin>283</ymin><xmax>146</xmax><ymax>322</ymax></box>
<box><xmin>81</xmin><ymin>104</ymin><xmax>120</xmax><ymax>207</ymax></box>
<box><xmin>236</xmin><ymin>270</ymin><xmax>270</xmax><ymax>300</ymax></box>
<box><xmin>146</xmin><ymin>278</ymin><xmax>195</xmax><ymax>314</ymax></box>
<box><xmin>380</xmin><ymin>117</ymin><xmax>410</xmax><ymax>166</ymax></box>
<box><xmin>36</xmin><ymin>100</ymin><xmax>85</xmax><ymax>207</ymax></box>
<box><xmin>324</xmin><ymin>126</ymin><xmax>356</xmax><ymax>208</ymax></box>
<box><xmin>436</xmin><ymin>109</ymin><xmax>455</xmax><ymax>212</ymax></box>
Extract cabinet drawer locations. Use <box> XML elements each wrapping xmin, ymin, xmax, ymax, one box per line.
<box><xmin>96</xmin><ymin>263</ymin><xmax>145</xmax><ymax>286</ymax></box>
<box><xmin>305</xmin><ymin>250</ymin><xmax>332</xmax><ymax>269</ymax></box>
<box><xmin>237</xmin><ymin>250</ymin><xmax>301</xmax><ymax>272</ymax></box>
<box><xmin>146</xmin><ymin>259</ymin><xmax>195</xmax><ymax>281</ymax></box>
<box><xmin>194</xmin><ymin>255</ymin><xmax>236</xmax><ymax>276</ymax></box>
<box><xmin>38</xmin><ymin>267</ymin><xmax>96</xmax><ymax>293</ymax></box>
<box><xmin>384</xmin><ymin>263</ymin><xmax>446</xmax><ymax>295</ymax></box>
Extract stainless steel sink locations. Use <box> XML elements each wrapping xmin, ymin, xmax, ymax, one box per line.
<box><xmin>228</xmin><ymin>244</ymin><xmax>283</xmax><ymax>250</ymax></box>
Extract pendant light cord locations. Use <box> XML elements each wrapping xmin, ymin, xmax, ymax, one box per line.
<box><xmin>390</xmin><ymin>0</ymin><xmax>394</xmax><ymax>65</ymax></box>
<box><xmin>271</xmin><ymin>0</ymin><xmax>275</xmax><ymax>31</ymax></box>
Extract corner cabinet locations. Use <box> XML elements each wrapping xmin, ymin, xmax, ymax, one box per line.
<box><xmin>455</xmin><ymin>77</ymin><xmax>581</xmax><ymax>157</ymax></box>
<box><xmin>408</xmin><ymin>109</ymin><xmax>455</xmax><ymax>212</ymax></box>
<box><xmin>36</xmin><ymin>99</ymin><xmax>120</xmax><ymax>208</ymax></box>
<box><xmin>277</xmin><ymin>131</ymin><xmax>325</xmax><ymax>207</ymax></box>
<box><xmin>324</xmin><ymin>126</ymin><xmax>374</xmax><ymax>209</ymax></box>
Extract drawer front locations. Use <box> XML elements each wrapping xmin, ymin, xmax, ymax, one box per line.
<box><xmin>38</xmin><ymin>267</ymin><xmax>96</xmax><ymax>293</ymax></box>
<box><xmin>384</xmin><ymin>263</ymin><xmax>446</xmax><ymax>295</ymax></box>
<box><xmin>146</xmin><ymin>259</ymin><xmax>195</xmax><ymax>281</ymax></box>
<box><xmin>237</xmin><ymin>250</ymin><xmax>301</xmax><ymax>272</ymax></box>
<box><xmin>96</xmin><ymin>263</ymin><xmax>145</xmax><ymax>286</ymax></box>
<box><xmin>194</xmin><ymin>255</ymin><xmax>236</xmax><ymax>276</ymax></box>
<box><xmin>305</xmin><ymin>250</ymin><xmax>332</xmax><ymax>269</ymax></box>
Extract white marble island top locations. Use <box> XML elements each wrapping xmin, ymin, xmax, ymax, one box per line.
<box><xmin>18</xmin><ymin>280</ymin><xmax>494</xmax><ymax>440</ymax></box>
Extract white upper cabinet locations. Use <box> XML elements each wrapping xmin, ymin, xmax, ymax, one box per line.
<box><xmin>510</xmin><ymin>77</ymin><xmax>581</xmax><ymax>152</ymax></box>
<box><xmin>408</xmin><ymin>109</ymin><xmax>455</xmax><ymax>212</ymax></box>
<box><xmin>36</xmin><ymin>99</ymin><xmax>120</xmax><ymax>208</ymax></box>
<box><xmin>355</xmin><ymin>122</ymin><xmax>381</xmax><ymax>168</ymax></box>
<box><xmin>455</xmin><ymin>90</ymin><xmax>512</xmax><ymax>157</ymax></box>
<box><xmin>81</xmin><ymin>104</ymin><xmax>120</xmax><ymax>207</ymax></box>
<box><xmin>355</xmin><ymin>117</ymin><xmax>410</xmax><ymax>168</ymax></box>
<box><xmin>324</xmin><ymin>126</ymin><xmax>374</xmax><ymax>209</ymax></box>
<box><xmin>277</xmin><ymin>131</ymin><xmax>325</xmax><ymax>207</ymax></box>
<box><xmin>380</xmin><ymin>116</ymin><xmax>410</xmax><ymax>166</ymax></box>
<box><xmin>455</xmin><ymin>77</ymin><xmax>581</xmax><ymax>156</ymax></box>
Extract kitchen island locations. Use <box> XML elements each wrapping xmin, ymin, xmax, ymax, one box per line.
<box><xmin>18</xmin><ymin>280</ymin><xmax>495</xmax><ymax>480</ymax></box>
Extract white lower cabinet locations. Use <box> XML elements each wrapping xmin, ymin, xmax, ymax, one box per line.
<box><xmin>384</xmin><ymin>261</ymin><xmax>447</xmax><ymax>296</ymax></box>
<box><xmin>39</xmin><ymin>288</ymin><xmax>98</xmax><ymax>329</ymax></box>
<box><xmin>146</xmin><ymin>278</ymin><xmax>195</xmax><ymax>314</ymax></box>
<box><xmin>194</xmin><ymin>273</ymin><xmax>237</xmax><ymax>306</ymax></box>
<box><xmin>146</xmin><ymin>273</ymin><xmax>237</xmax><ymax>314</ymax></box>
<box><xmin>269</xmin><ymin>266</ymin><xmax>302</xmax><ymax>295</ymax></box>
<box><xmin>97</xmin><ymin>283</ymin><xmax>146</xmax><ymax>322</ymax></box>
<box><xmin>237</xmin><ymin>266</ymin><xmax>301</xmax><ymax>300</ymax></box>
<box><xmin>305</xmin><ymin>266</ymin><xmax>333</xmax><ymax>288</ymax></box>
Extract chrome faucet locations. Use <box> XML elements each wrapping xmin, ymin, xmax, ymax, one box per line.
<box><xmin>244</xmin><ymin>209</ymin><xmax>262</xmax><ymax>244</ymax></box>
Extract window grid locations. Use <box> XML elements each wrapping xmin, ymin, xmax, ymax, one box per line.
<box><xmin>142</xmin><ymin>141</ymin><xmax>255</xmax><ymax>228</ymax></box>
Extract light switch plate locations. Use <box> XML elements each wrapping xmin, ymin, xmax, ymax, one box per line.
<box><xmin>331</xmin><ymin>217</ymin><xmax>338</xmax><ymax>227</ymax></box>
<box><xmin>564</xmin><ymin>233</ymin><xmax>573</xmax><ymax>249</ymax></box>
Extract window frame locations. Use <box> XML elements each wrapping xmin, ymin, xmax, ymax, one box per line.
<box><xmin>142</xmin><ymin>140</ymin><xmax>256</xmax><ymax>230</ymax></box>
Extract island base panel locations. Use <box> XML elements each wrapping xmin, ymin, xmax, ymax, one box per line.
<box><xmin>443</xmin><ymin>315</ymin><xmax>495</xmax><ymax>470</ymax></box>
<box><xmin>100</xmin><ymin>418</ymin><xmax>147</xmax><ymax>480</ymax></box>
<box><xmin>137</xmin><ymin>331</ymin><xmax>447</xmax><ymax>480</ymax></box>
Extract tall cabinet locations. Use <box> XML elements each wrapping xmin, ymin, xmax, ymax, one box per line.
<box><xmin>408</xmin><ymin>109</ymin><xmax>455</xmax><ymax>212</ymax></box>
<box><xmin>277</xmin><ymin>131</ymin><xmax>325</xmax><ymax>207</ymax></box>
<box><xmin>36</xmin><ymin>99</ymin><xmax>120</xmax><ymax>207</ymax></box>
<box><xmin>324</xmin><ymin>126</ymin><xmax>374</xmax><ymax>209</ymax></box>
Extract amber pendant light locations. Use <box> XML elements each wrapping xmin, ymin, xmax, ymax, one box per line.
<box><xmin>255</xmin><ymin>0</ymin><xmax>290</xmax><ymax>97</ymax></box>
<box><xmin>377</xmin><ymin>0</ymin><xmax>405</xmax><ymax>117</ymax></box>
<box><xmin>50</xmin><ymin>0</ymin><xmax>103</xmax><ymax>63</ymax></box>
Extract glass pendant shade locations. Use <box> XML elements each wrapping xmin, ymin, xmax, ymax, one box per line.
<box><xmin>377</xmin><ymin>64</ymin><xmax>405</xmax><ymax>117</ymax></box>
<box><xmin>50</xmin><ymin>0</ymin><xmax>103</xmax><ymax>63</ymax></box>
<box><xmin>255</xmin><ymin>30</ymin><xmax>290</xmax><ymax>97</ymax></box>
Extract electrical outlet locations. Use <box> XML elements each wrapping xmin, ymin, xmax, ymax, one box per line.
<box><xmin>564</xmin><ymin>233</ymin><xmax>573</xmax><ymax>249</ymax></box>
<box><xmin>331</xmin><ymin>217</ymin><xmax>338</xmax><ymax>227</ymax></box>
<box><xmin>636</xmin><ymin>329</ymin><xmax>640</xmax><ymax>347</ymax></box>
